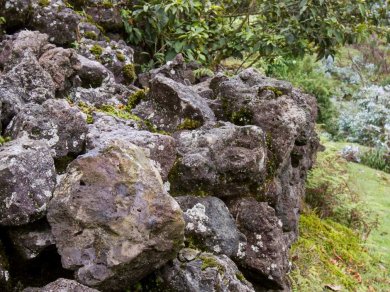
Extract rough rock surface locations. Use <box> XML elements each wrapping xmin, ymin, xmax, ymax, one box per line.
<box><xmin>159</xmin><ymin>248</ymin><xmax>255</xmax><ymax>292</ymax></box>
<box><xmin>77</xmin><ymin>38</ymin><xmax>134</xmax><ymax>84</ymax></box>
<box><xmin>176</xmin><ymin>196</ymin><xmax>243</xmax><ymax>257</ymax></box>
<box><xmin>38</xmin><ymin>47</ymin><xmax>81</xmax><ymax>92</ymax></box>
<box><xmin>0</xmin><ymin>137</ymin><xmax>56</xmax><ymax>226</ymax></box>
<box><xmin>0</xmin><ymin>31</ymin><xmax>49</xmax><ymax>70</ymax></box>
<box><xmin>0</xmin><ymin>13</ymin><xmax>319</xmax><ymax>289</ymax></box>
<box><xmin>169</xmin><ymin>122</ymin><xmax>267</xmax><ymax>197</ymax></box>
<box><xmin>47</xmin><ymin>141</ymin><xmax>184</xmax><ymax>290</ymax></box>
<box><xmin>1</xmin><ymin>50</ymin><xmax>55</xmax><ymax>104</ymax></box>
<box><xmin>229</xmin><ymin>198</ymin><xmax>290</xmax><ymax>290</ymax></box>
<box><xmin>134</xmin><ymin>74</ymin><xmax>215</xmax><ymax>132</ymax></box>
<box><xmin>23</xmin><ymin>278</ymin><xmax>99</xmax><ymax>292</ymax></box>
<box><xmin>8</xmin><ymin>219</ymin><xmax>55</xmax><ymax>260</ymax></box>
<box><xmin>86</xmin><ymin>113</ymin><xmax>176</xmax><ymax>180</ymax></box>
<box><xmin>0</xmin><ymin>241</ymin><xmax>12</xmax><ymax>291</ymax></box>
<box><xmin>6</xmin><ymin>99</ymin><xmax>88</xmax><ymax>159</ymax></box>
<box><xmin>138</xmin><ymin>54</ymin><xmax>195</xmax><ymax>88</ymax></box>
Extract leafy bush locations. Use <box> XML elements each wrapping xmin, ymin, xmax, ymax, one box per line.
<box><xmin>121</xmin><ymin>0</ymin><xmax>388</xmax><ymax>68</ymax></box>
<box><xmin>338</xmin><ymin>85</ymin><xmax>390</xmax><ymax>148</ymax></box>
<box><xmin>360</xmin><ymin>147</ymin><xmax>390</xmax><ymax>173</ymax></box>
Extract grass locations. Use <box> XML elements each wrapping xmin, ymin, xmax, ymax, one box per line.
<box><xmin>290</xmin><ymin>134</ymin><xmax>390</xmax><ymax>291</ymax></box>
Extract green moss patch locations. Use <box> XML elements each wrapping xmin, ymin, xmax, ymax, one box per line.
<box><xmin>123</xmin><ymin>63</ymin><xmax>136</xmax><ymax>83</ymax></box>
<box><xmin>177</xmin><ymin>118</ymin><xmax>202</xmax><ymax>130</ymax></box>
<box><xmin>90</xmin><ymin>44</ymin><xmax>103</xmax><ymax>58</ymax></box>
<box><xmin>127</xmin><ymin>89</ymin><xmax>147</xmax><ymax>110</ymax></box>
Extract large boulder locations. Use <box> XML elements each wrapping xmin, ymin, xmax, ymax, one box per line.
<box><xmin>228</xmin><ymin>198</ymin><xmax>290</xmax><ymax>290</ymax></box>
<box><xmin>0</xmin><ymin>137</ymin><xmax>56</xmax><ymax>226</ymax></box>
<box><xmin>86</xmin><ymin>113</ymin><xmax>176</xmax><ymax>180</ymax></box>
<box><xmin>5</xmin><ymin>99</ymin><xmax>88</xmax><ymax>159</ymax></box>
<box><xmin>8</xmin><ymin>219</ymin><xmax>55</xmax><ymax>260</ymax></box>
<box><xmin>23</xmin><ymin>278</ymin><xmax>99</xmax><ymax>292</ymax></box>
<box><xmin>47</xmin><ymin>141</ymin><xmax>184</xmax><ymax>290</ymax></box>
<box><xmin>176</xmin><ymin>196</ymin><xmax>243</xmax><ymax>257</ymax></box>
<box><xmin>159</xmin><ymin>248</ymin><xmax>255</xmax><ymax>292</ymax></box>
<box><xmin>169</xmin><ymin>122</ymin><xmax>267</xmax><ymax>197</ymax></box>
<box><xmin>134</xmin><ymin>74</ymin><xmax>215</xmax><ymax>133</ymax></box>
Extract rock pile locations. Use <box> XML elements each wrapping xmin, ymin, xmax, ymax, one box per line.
<box><xmin>0</xmin><ymin>3</ymin><xmax>319</xmax><ymax>290</ymax></box>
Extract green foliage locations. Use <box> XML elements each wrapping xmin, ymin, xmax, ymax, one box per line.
<box><xmin>90</xmin><ymin>44</ymin><xmax>103</xmax><ymax>58</ymax></box>
<box><xmin>193</xmin><ymin>68</ymin><xmax>214</xmax><ymax>79</ymax></box>
<box><xmin>360</xmin><ymin>147</ymin><xmax>390</xmax><ymax>173</ymax></box>
<box><xmin>0</xmin><ymin>17</ymin><xmax>6</xmax><ymax>25</ymax></box>
<box><xmin>122</xmin><ymin>63</ymin><xmax>136</xmax><ymax>83</ymax></box>
<box><xmin>121</xmin><ymin>0</ymin><xmax>388</xmax><ymax>68</ymax></box>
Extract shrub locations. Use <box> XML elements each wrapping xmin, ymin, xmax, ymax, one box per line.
<box><xmin>338</xmin><ymin>85</ymin><xmax>390</xmax><ymax>148</ymax></box>
<box><xmin>360</xmin><ymin>147</ymin><xmax>390</xmax><ymax>173</ymax></box>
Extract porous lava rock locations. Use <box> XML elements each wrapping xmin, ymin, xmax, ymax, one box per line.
<box><xmin>47</xmin><ymin>141</ymin><xmax>185</xmax><ymax>290</ymax></box>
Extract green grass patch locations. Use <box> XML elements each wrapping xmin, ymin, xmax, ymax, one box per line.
<box><xmin>291</xmin><ymin>134</ymin><xmax>390</xmax><ymax>291</ymax></box>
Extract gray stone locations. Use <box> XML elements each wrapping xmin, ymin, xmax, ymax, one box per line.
<box><xmin>47</xmin><ymin>141</ymin><xmax>184</xmax><ymax>290</ymax></box>
<box><xmin>23</xmin><ymin>278</ymin><xmax>99</xmax><ymax>292</ymax></box>
<box><xmin>86</xmin><ymin>113</ymin><xmax>176</xmax><ymax>180</ymax></box>
<box><xmin>76</xmin><ymin>54</ymin><xmax>113</xmax><ymax>89</ymax></box>
<box><xmin>0</xmin><ymin>136</ymin><xmax>56</xmax><ymax>226</ymax></box>
<box><xmin>134</xmin><ymin>74</ymin><xmax>215</xmax><ymax>133</ymax></box>
<box><xmin>76</xmin><ymin>38</ymin><xmax>134</xmax><ymax>84</ymax></box>
<box><xmin>8</xmin><ymin>219</ymin><xmax>55</xmax><ymax>260</ymax></box>
<box><xmin>138</xmin><ymin>54</ymin><xmax>196</xmax><ymax>88</ymax></box>
<box><xmin>169</xmin><ymin>122</ymin><xmax>267</xmax><ymax>197</ymax></box>
<box><xmin>6</xmin><ymin>99</ymin><xmax>88</xmax><ymax>159</ymax></box>
<box><xmin>160</xmin><ymin>248</ymin><xmax>255</xmax><ymax>292</ymax></box>
<box><xmin>176</xmin><ymin>196</ymin><xmax>243</xmax><ymax>257</ymax></box>
<box><xmin>228</xmin><ymin>198</ymin><xmax>290</xmax><ymax>290</ymax></box>
<box><xmin>0</xmin><ymin>30</ymin><xmax>49</xmax><ymax>71</ymax></box>
<box><xmin>0</xmin><ymin>50</ymin><xmax>55</xmax><ymax>104</ymax></box>
<box><xmin>31</xmin><ymin>0</ymin><xmax>82</xmax><ymax>46</ymax></box>
<box><xmin>39</xmin><ymin>47</ymin><xmax>81</xmax><ymax>92</ymax></box>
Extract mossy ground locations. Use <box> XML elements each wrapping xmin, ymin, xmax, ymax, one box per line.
<box><xmin>290</xmin><ymin>135</ymin><xmax>390</xmax><ymax>291</ymax></box>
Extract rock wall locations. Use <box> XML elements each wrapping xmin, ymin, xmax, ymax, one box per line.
<box><xmin>0</xmin><ymin>2</ymin><xmax>319</xmax><ymax>291</ymax></box>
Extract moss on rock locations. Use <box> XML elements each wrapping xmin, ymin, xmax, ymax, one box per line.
<box><xmin>123</xmin><ymin>63</ymin><xmax>136</xmax><ymax>83</ymax></box>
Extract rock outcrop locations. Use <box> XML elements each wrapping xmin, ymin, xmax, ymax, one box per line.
<box><xmin>0</xmin><ymin>4</ymin><xmax>319</xmax><ymax>289</ymax></box>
